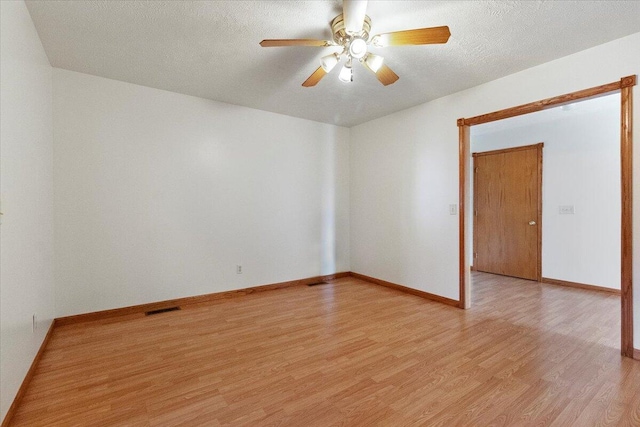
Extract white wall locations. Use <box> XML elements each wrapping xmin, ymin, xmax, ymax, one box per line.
<box><xmin>350</xmin><ymin>32</ymin><xmax>640</xmax><ymax>342</ymax></box>
<box><xmin>349</xmin><ymin>105</ymin><xmax>460</xmax><ymax>299</ymax></box>
<box><xmin>472</xmin><ymin>97</ymin><xmax>620</xmax><ymax>289</ymax></box>
<box><xmin>53</xmin><ymin>69</ymin><xmax>350</xmax><ymax>317</ymax></box>
<box><xmin>0</xmin><ymin>1</ymin><xmax>55</xmax><ymax>421</ymax></box>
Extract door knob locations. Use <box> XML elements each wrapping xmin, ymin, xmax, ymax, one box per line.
<box><xmin>529</xmin><ymin>221</ymin><xmax>536</xmax><ymax>225</ymax></box>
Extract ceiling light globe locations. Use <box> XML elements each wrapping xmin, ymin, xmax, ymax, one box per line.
<box><xmin>349</xmin><ymin>38</ymin><xmax>367</xmax><ymax>59</ymax></box>
<box><xmin>320</xmin><ymin>53</ymin><xmax>340</xmax><ymax>72</ymax></box>
<box><xmin>364</xmin><ymin>53</ymin><xmax>384</xmax><ymax>73</ymax></box>
<box><xmin>338</xmin><ymin>64</ymin><xmax>353</xmax><ymax>83</ymax></box>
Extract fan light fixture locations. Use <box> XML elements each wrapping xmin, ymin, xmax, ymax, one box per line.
<box><xmin>321</xmin><ymin>53</ymin><xmax>340</xmax><ymax>72</ymax></box>
<box><xmin>259</xmin><ymin>0</ymin><xmax>452</xmax><ymax>87</ymax></box>
<box><xmin>363</xmin><ymin>53</ymin><xmax>384</xmax><ymax>72</ymax></box>
<box><xmin>339</xmin><ymin>58</ymin><xmax>353</xmax><ymax>82</ymax></box>
<box><xmin>349</xmin><ymin>37</ymin><xmax>367</xmax><ymax>59</ymax></box>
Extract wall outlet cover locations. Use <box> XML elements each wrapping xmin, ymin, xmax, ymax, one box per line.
<box><xmin>559</xmin><ymin>205</ymin><xmax>575</xmax><ymax>215</ymax></box>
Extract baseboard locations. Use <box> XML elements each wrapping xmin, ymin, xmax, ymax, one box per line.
<box><xmin>350</xmin><ymin>272</ymin><xmax>459</xmax><ymax>307</ymax></box>
<box><xmin>634</xmin><ymin>348</ymin><xmax>640</xmax><ymax>361</ymax></box>
<box><xmin>470</xmin><ymin>265</ymin><xmax>476</xmax><ymax>271</ymax></box>
<box><xmin>1</xmin><ymin>320</ymin><xmax>56</xmax><ymax>427</ymax></box>
<box><xmin>541</xmin><ymin>277</ymin><xmax>621</xmax><ymax>295</ymax></box>
<box><xmin>11</xmin><ymin>270</ymin><xmax>457</xmax><ymax>329</ymax></box>
<box><xmin>55</xmin><ymin>272</ymin><xmax>351</xmax><ymax>326</ymax></box>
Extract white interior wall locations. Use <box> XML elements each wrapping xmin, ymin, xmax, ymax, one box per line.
<box><xmin>471</xmin><ymin>97</ymin><xmax>620</xmax><ymax>289</ymax></box>
<box><xmin>53</xmin><ymin>69</ymin><xmax>350</xmax><ymax>317</ymax></box>
<box><xmin>350</xmin><ymin>32</ymin><xmax>640</xmax><ymax>342</ymax></box>
<box><xmin>0</xmin><ymin>1</ymin><xmax>55</xmax><ymax>421</ymax></box>
<box><xmin>349</xmin><ymin>105</ymin><xmax>460</xmax><ymax>299</ymax></box>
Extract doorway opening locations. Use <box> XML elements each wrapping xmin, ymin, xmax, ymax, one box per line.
<box><xmin>457</xmin><ymin>75</ymin><xmax>636</xmax><ymax>357</ymax></box>
<box><xmin>471</xmin><ymin>93</ymin><xmax>621</xmax><ymax>292</ymax></box>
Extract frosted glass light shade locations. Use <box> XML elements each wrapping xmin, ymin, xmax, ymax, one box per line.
<box><xmin>320</xmin><ymin>53</ymin><xmax>340</xmax><ymax>72</ymax></box>
<box><xmin>364</xmin><ymin>53</ymin><xmax>384</xmax><ymax>72</ymax></box>
<box><xmin>338</xmin><ymin>64</ymin><xmax>352</xmax><ymax>82</ymax></box>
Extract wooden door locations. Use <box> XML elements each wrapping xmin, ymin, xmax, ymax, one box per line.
<box><xmin>473</xmin><ymin>143</ymin><xmax>542</xmax><ymax>281</ymax></box>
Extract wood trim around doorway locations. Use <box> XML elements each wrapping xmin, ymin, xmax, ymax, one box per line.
<box><xmin>459</xmin><ymin>124</ymin><xmax>471</xmax><ymax>309</ymax></box>
<box><xmin>458</xmin><ymin>76</ymin><xmax>637</xmax><ymax>127</ymax></box>
<box><xmin>621</xmin><ymin>79</ymin><xmax>634</xmax><ymax>357</ymax></box>
<box><xmin>458</xmin><ymin>75</ymin><xmax>636</xmax><ymax>358</ymax></box>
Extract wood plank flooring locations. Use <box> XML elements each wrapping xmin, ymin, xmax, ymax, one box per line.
<box><xmin>9</xmin><ymin>272</ymin><xmax>640</xmax><ymax>426</ymax></box>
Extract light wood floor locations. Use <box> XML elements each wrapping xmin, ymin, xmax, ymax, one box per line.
<box><xmin>10</xmin><ymin>273</ymin><xmax>640</xmax><ymax>426</ymax></box>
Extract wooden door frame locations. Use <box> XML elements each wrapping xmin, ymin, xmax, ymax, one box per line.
<box><xmin>457</xmin><ymin>75</ymin><xmax>636</xmax><ymax>358</ymax></box>
<box><xmin>472</xmin><ymin>143</ymin><xmax>543</xmax><ymax>281</ymax></box>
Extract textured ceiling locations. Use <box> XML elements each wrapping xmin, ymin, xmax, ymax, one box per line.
<box><xmin>25</xmin><ymin>1</ymin><xmax>640</xmax><ymax>127</ymax></box>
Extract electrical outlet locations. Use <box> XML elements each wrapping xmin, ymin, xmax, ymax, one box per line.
<box><xmin>449</xmin><ymin>204</ymin><xmax>458</xmax><ymax>215</ymax></box>
<box><xmin>236</xmin><ymin>265</ymin><xmax>242</xmax><ymax>274</ymax></box>
<box><xmin>32</xmin><ymin>314</ymin><xmax>37</xmax><ymax>332</ymax></box>
<box><xmin>559</xmin><ymin>205</ymin><xmax>575</xmax><ymax>215</ymax></box>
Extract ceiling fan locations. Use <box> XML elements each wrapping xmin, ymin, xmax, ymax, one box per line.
<box><xmin>259</xmin><ymin>0</ymin><xmax>450</xmax><ymax>87</ymax></box>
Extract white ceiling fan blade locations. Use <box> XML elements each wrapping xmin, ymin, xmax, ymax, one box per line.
<box><xmin>343</xmin><ymin>0</ymin><xmax>368</xmax><ymax>35</ymax></box>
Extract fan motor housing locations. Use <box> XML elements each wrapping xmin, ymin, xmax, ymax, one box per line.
<box><xmin>331</xmin><ymin>14</ymin><xmax>372</xmax><ymax>45</ymax></box>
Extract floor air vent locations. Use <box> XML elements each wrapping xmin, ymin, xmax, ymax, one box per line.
<box><xmin>307</xmin><ymin>281</ymin><xmax>329</xmax><ymax>287</ymax></box>
<box><xmin>145</xmin><ymin>306</ymin><xmax>181</xmax><ymax>316</ymax></box>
